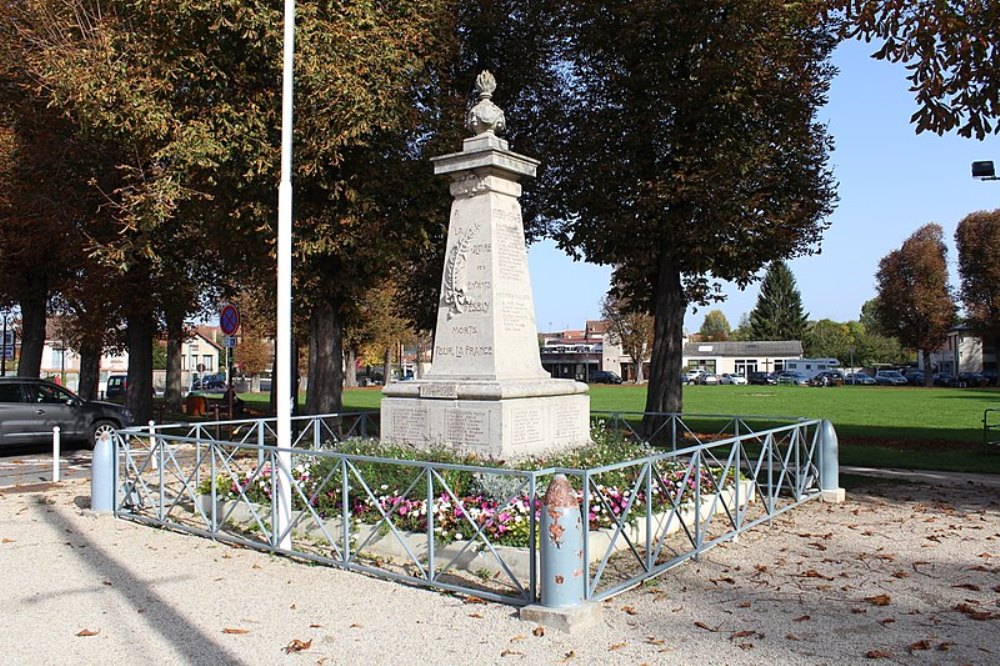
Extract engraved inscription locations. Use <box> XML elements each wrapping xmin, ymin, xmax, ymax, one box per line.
<box><xmin>495</xmin><ymin>218</ymin><xmax>527</xmax><ymax>281</ymax></box>
<box><xmin>445</xmin><ymin>408</ymin><xmax>490</xmax><ymax>448</ymax></box>
<box><xmin>553</xmin><ymin>406</ymin><xmax>584</xmax><ymax>441</ymax></box>
<box><xmin>500</xmin><ymin>299</ymin><xmax>531</xmax><ymax>333</ymax></box>
<box><xmin>510</xmin><ymin>407</ymin><xmax>544</xmax><ymax>447</ymax></box>
<box><xmin>420</xmin><ymin>383</ymin><xmax>458</xmax><ymax>399</ymax></box>
<box><xmin>391</xmin><ymin>407</ymin><xmax>428</xmax><ymax>443</ymax></box>
<box><xmin>435</xmin><ymin>345</ymin><xmax>494</xmax><ymax>358</ymax></box>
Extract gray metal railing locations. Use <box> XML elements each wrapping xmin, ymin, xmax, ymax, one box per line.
<box><xmin>113</xmin><ymin>412</ymin><xmax>835</xmax><ymax>606</ymax></box>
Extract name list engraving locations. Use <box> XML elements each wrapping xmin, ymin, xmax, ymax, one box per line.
<box><xmin>391</xmin><ymin>407</ymin><xmax>429</xmax><ymax>443</ymax></box>
<box><xmin>445</xmin><ymin>408</ymin><xmax>491</xmax><ymax>449</ymax></box>
<box><xmin>510</xmin><ymin>407</ymin><xmax>544</xmax><ymax>447</ymax></box>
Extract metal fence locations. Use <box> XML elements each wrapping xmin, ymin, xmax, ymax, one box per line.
<box><xmin>113</xmin><ymin>412</ymin><xmax>836</xmax><ymax>606</ymax></box>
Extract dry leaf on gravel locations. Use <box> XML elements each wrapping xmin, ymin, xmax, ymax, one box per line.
<box><xmin>609</xmin><ymin>642</ymin><xmax>627</xmax><ymax>651</ymax></box>
<box><xmin>865</xmin><ymin>594</ymin><xmax>891</xmax><ymax>606</ymax></box>
<box><xmin>76</xmin><ymin>629</ymin><xmax>100</xmax><ymax>637</ymax></box>
<box><xmin>793</xmin><ymin>615</ymin><xmax>810</xmax><ymax>622</ymax></box>
<box><xmin>937</xmin><ymin>642</ymin><xmax>955</xmax><ymax>651</ymax></box>
<box><xmin>785</xmin><ymin>634</ymin><xmax>800</xmax><ymax>641</ymax></box>
<box><xmin>222</xmin><ymin>628</ymin><xmax>249</xmax><ymax>635</ymax></box>
<box><xmin>908</xmin><ymin>640</ymin><xmax>931</xmax><ymax>653</ymax></box>
<box><xmin>737</xmin><ymin>601</ymin><xmax>751</xmax><ymax>608</ymax></box>
<box><xmin>500</xmin><ymin>649</ymin><xmax>523</xmax><ymax>657</ymax></box>
<box><xmin>891</xmin><ymin>571</ymin><xmax>909</xmax><ymax>579</ymax></box>
<box><xmin>621</xmin><ymin>606</ymin><xmax>638</xmax><ymax>615</ymax></box>
<box><xmin>282</xmin><ymin>639</ymin><xmax>312</xmax><ymax>654</ymax></box>
<box><xmin>952</xmin><ymin>583</ymin><xmax>981</xmax><ymax>591</ymax></box>
<box><xmin>730</xmin><ymin>630</ymin><xmax>759</xmax><ymax>640</ymax></box>
<box><xmin>560</xmin><ymin>650</ymin><xmax>576</xmax><ymax>662</ymax></box>
<box><xmin>953</xmin><ymin>603</ymin><xmax>997</xmax><ymax>621</ymax></box>
<box><xmin>468</xmin><ymin>613</ymin><xmax>483</xmax><ymax>619</ymax></box>
<box><xmin>646</xmin><ymin>637</ymin><xmax>665</xmax><ymax>646</ymax></box>
<box><xmin>532</xmin><ymin>627</ymin><xmax>544</xmax><ymax>637</ymax></box>
<box><xmin>865</xmin><ymin>649</ymin><xmax>892</xmax><ymax>659</ymax></box>
<box><xmin>2</xmin><ymin>538</ymin><xmax>15</xmax><ymax>543</ymax></box>
<box><xmin>799</xmin><ymin>569</ymin><xmax>833</xmax><ymax>581</ymax></box>
<box><xmin>694</xmin><ymin>621</ymin><xmax>720</xmax><ymax>632</ymax></box>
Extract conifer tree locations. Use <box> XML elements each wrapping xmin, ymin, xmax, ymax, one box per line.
<box><xmin>748</xmin><ymin>261</ymin><xmax>810</xmax><ymax>341</ymax></box>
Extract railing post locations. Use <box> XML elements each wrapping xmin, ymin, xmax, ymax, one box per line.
<box><xmin>90</xmin><ymin>432</ymin><xmax>114</xmax><ymax>513</ymax></box>
<box><xmin>818</xmin><ymin>420</ymin><xmax>845</xmax><ymax>503</ymax></box>
<box><xmin>519</xmin><ymin>474</ymin><xmax>601</xmax><ymax>633</ymax></box>
<box><xmin>148</xmin><ymin>420</ymin><xmax>158</xmax><ymax>471</ymax></box>
<box><xmin>51</xmin><ymin>427</ymin><xmax>61</xmax><ymax>482</ymax></box>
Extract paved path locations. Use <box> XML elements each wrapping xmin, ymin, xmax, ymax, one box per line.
<box><xmin>842</xmin><ymin>465</ymin><xmax>1000</xmax><ymax>489</ymax></box>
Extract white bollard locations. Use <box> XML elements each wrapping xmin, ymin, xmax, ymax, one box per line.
<box><xmin>148</xmin><ymin>420</ymin><xmax>158</xmax><ymax>471</ymax></box>
<box><xmin>52</xmin><ymin>426</ymin><xmax>61</xmax><ymax>482</ymax></box>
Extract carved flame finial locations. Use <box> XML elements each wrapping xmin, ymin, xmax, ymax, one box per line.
<box><xmin>466</xmin><ymin>70</ymin><xmax>506</xmax><ymax>136</ymax></box>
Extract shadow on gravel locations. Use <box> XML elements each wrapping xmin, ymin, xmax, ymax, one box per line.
<box><xmin>33</xmin><ymin>500</ymin><xmax>247</xmax><ymax>666</ymax></box>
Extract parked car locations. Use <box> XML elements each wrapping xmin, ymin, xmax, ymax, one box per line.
<box><xmin>690</xmin><ymin>371</ymin><xmax>719</xmax><ymax>385</ymax></box>
<box><xmin>932</xmin><ymin>372</ymin><xmax>960</xmax><ymax>388</ymax></box>
<box><xmin>748</xmin><ymin>371</ymin><xmax>777</xmax><ymax>385</ymax></box>
<box><xmin>684</xmin><ymin>369</ymin><xmax>703</xmax><ymax>384</ymax></box>
<box><xmin>958</xmin><ymin>371</ymin><xmax>989</xmax><ymax>387</ymax></box>
<box><xmin>719</xmin><ymin>373</ymin><xmax>748</xmax><ymax>385</ymax></box>
<box><xmin>776</xmin><ymin>371</ymin><xmax>809</xmax><ymax>386</ymax></box>
<box><xmin>590</xmin><ymin>370</ymin><xmax>623</xmax><ymax>384</ymax></box>
<box><xmin>874</xmin><ymin>370</ymin><xmax>908</xmax><ymax>386</ymax></box>
<box><xmin>809</xmin><ymin>371</ymin><xmax>844</xmax><ymax>387</ymax></box>
<box><xmin>904</xmin><ymin>370</ymin><xmax>926</xmax><ymax>386</ymax></box>
<box><xmin>192</xmin><ymin>373</ymin><xmax>227</xmax><ymax>391</ymax></box>
<box><xmin>0</xmin><ymin>377</ymin><xmax>132</xmax><ymax>448</ymax></box>
<box><xmin>105</xmin><ymin>374</ymin><xmax>127</xmax><ymax>398</ymax></box>
<box><xmin>981</xmin><ymin>369</ymin><xmax>999</xmax><ymax>386</ymax></box>
<box><xmin>845</xmin><ymin>371</ymin><xmax>876</xmax><ymax>385</ymax></box>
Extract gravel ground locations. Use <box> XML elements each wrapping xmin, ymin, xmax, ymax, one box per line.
<box><xmin>2</xmin><ymin>474</ymin><xmax>998</xmax><ymax>665</ymax></box>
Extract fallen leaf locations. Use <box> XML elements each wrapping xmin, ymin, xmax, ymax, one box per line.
<box><xmin>799</xmin><ymin>569</ymin><xmax>834</xmax><ymax>581</ymax></box>
<box><xmin>76</xmin><ymin>629</ymin><xmax>100</xmax><ymax>637</ymax></box>
<box><xmin>509</xmin><ymin>635</ymin><xmax>526</xmax><ymax>643</ymax></box>
<box><xmin>500</xmin><ymin>649</ymin><xmax>523</xmax><ymax>657</ymax></box>
<box><xmin>953</xmin><ymin>603</ymin><xmax>996</xmax><ymax>621</ymax></box>
<box><xmin>694</xmin><ymin>621</ymin><xmax>720</xmax><ymax>632</ymax></box>
<box><xmin>282</xmin><ymin>639</ymin><xmax>312</xmax><ymax>654</ymax></box>
<box><xmin>730</xmin><ymin>630</ymin><xmax>758</xmax><ymax>639</ymax></box>
<box><xmin>952</xmin><ymin>583</ymin><xmax>981</xmax><ymax>591</ymax></box>
<box><xmin>737</xmin><ymin>643</ymin><xmax>754</xmax><ymax>650</ymax></box>
<box><xmin>937</xmin><ymin>642</ymin><xmax>955</xmax><ymax>651</ymax></box>
<box><xmin>309</xmin><ymin>624</ymin><xmax>321</xmax><ymax>628</ymax></box>
<box><xmin>865</xmin><ymin>649</ymin><xmax>892</xmax><ymax>659</ymax></box>
<box><xmin>468</xmin><ymin>613</ymin><xmax>483</xmax><ymax>619</ymax></box>
<box><xmin>621</xmin><ymin>606</ymin><xmax>638</xmax><ymax>616</ymax></box>
<box><xmin>891</xmin><ymin>571</ymin><xmax>909</xmax><ymax>579</ymax></box>
<box><xmin>908</xmin><ymin>640</ymin><xmax>931</xmax><ymax>653</ymax></box>
<box><xmin>865</xmin><ymin>594</ymin><xmax>891</xmax><ymax>607</ymax></box>
<box><xmin>349</xmin><ymin>623</ymin><xmax>362</xmax><ymax>628</ymax></box>
<box><xmin>1</xmin><ymin>538</ymin><xmax>14</xmax><ymax>543</ymax></box>
<box><xmin>850</xmin><ymin>608</ymin><xmax>868</xmax><ymax>614</ymax></box>
<box><xmin>646</xmin><ymin>637</ymin><xmax>665</xmax><ymax>645</ymax></box>
<box><xmin>711</xmin><ymin>577</ymin><xmax>736</xmax><ymax>585</ymax></box>
<box><xmin>532</xmin><ymin>626</ymin><xmax>545</xmax><ymax>637</ymax></box>
<box><xmin>785</xmin><ymin>634</ymin><xmax>800</xmax><ymax>641</ymax></box>
<box><xmin>102</xmin><ymin>581</ymin><xmax>112</xmax><ymax>587</ymax></box>
<box><xmin>289</xmin><ymin>603</ymin><xmax>296</xmax><ymax>610</ymax></box>
<box><xmin>793</xmin><ymin>615</ymin><xmax>811</xmax><ymax>622</ymax></box>
<box><xmin>609</xmin><ymin>642</ymin><xmax>627</xmax><ymax>650</ymax></box>
<box><xmin>878</xmin><ymin>618</ymin><xmax>895</xmax><ymax>626</ymax></box>
<box><xmin>463</xmin><ymin>596</ymin><xmax>487</xmax><ymax>605</ymax></box>
<box><xmin>560</xmin><ymin>650</ymin><xmax>576</xmax><ymax>662</ymax></box>
<box><xmin>223</xmin><ymin>628</ymin><xmax>249</xmax><ymax>635</ymax></box>
<box><xmin>737</xmin><ymin>601</ymin><xmax>751</xmax><ymax>609</ymax></box>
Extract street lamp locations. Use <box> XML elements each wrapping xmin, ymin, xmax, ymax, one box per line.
<box><xmin>972</xmin><ymin>160</ymin><xmax>999</xmax><ymax>181</ymax></box>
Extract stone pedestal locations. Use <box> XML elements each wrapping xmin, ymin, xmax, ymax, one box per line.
<box><xmin>382</xmin><ymin>73</ymin><xmax>590</xmax><ymax>459</ymax></box>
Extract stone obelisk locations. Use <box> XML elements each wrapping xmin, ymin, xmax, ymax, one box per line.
<box><xmin>381</xmin><ymin>72</ymin><xmax>590</xmax><ymax>459</ymax></box>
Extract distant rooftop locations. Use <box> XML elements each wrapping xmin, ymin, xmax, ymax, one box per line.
<box><xmin>683</xmin><ymin>340</ymin><xmax>803</xmax><ymax>357</ymax></box>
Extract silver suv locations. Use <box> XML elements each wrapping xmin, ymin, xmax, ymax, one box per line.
<box><xmin>0</xmin><ymin>378</ymin><xmax>132</xmax><ymax>448</ymax></box>
<box><xmin>874</xmin><ymin>370</ymin><xmax>908</xmax><ymax>386</ymax></box>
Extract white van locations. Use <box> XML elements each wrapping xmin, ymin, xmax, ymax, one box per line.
<box><xmin>782</xmin><ymin>358</ymin><xmax>840</xmax><ymax>380</ymax></box>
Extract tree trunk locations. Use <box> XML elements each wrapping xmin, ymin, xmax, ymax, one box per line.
<box><xmin>125</xmin><ymin>304</ymin><xmax>154</xmax><ymax>423</ymax></box>
<box><xmin>923</xmin><ymin>349</ymin><xmax>934</xmax><ymax>387</ymax></box>
<box><xmin>635</xmin><ymin>356</ymin><xmax>645</xmax><ymax>384</ymax></box>
<box><xmin>383</xmin><ymin>346</ymin><xmax>392</xmax><ymax>384</ymax></box>
<box><xmin>344</xmin><ymin>345</ymin><xmax>357</xmax><ymax>388</ymax></box>
<box><xmin>16</xmin><ymin>272</ymin><xmax>47</xmax><ymax>377</ymax></box>
<box><xmin>164</xmin><ymin>312</ymin><xmax>184</xmax><ymax>412</ymax></box>
<box><xmin>305</xmin><ymin>300</ymin><xmax>344</xmax><ymax>415</ymax></box>
<box><xmin>643</xmin><ymin>255</ymin><xmax>686</xmax><ymax>440</ymax></box>
<box><xmin>77</xmin><ymin>341</ymin><xmax>101</xmax><ymax>401</ymax></box>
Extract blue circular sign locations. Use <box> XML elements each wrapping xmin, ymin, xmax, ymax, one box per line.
<box><xmin>220</xmin><ymin>304</ymin><xmax>240</xmax><ymax>335</ymax></box>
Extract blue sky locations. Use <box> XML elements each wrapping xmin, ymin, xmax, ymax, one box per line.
<box><xmin>527</xmin><ymin>40</ymin><xmax>1000</xmax><ymax>334</ymax></box>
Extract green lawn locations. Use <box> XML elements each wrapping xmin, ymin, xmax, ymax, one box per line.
<box><xmin>240</xmin><ymin>383</ymin><xmax>1000</xmax><ymax>474</ymax></box>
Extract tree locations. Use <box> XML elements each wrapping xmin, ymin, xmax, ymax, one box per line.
<box><xmin>803</xmin><ymin>319</ymin><xmax>851</xmax><ymax>360</ymax></box>
<box><xmin>956</xmin><ymin>210</ymin><xmax>1000</xmax><ymax>359</ymax></box>
<box><xmin>600</xmin><ymin>293</ymin><xmax>654</xmax><ymax>383</ymax></box>
<box><xmin>839</xmin><ymin>2</ymin><xmax>1000</xmax><ymax>139</ymax></box>
<box><xmin>546</xmin><ymin>1</ymin><xmax>837</xmax><ymax>421</ymax></box>
<box><xmin>698</xmin><ymin>310</ymin><xmax>731</xmax><ymax>342</ymax></box>
<box><xmin>875</xmin><ymin>224</ymin><xmax>956</xmax><ymax>385</ymax></box>
<box><xmin>748</xmin><ymin>261</ymin><xmax>810</xmax><ymax>341</ymax></box>
<box><xmin>859</xmin><ymin>297</ymin><xmax>889</xmax><ymax>337</ymax></box>
<box><xmin>729</xmin><ymin>313</ymin><xmax>753</xmax><ymax>341</ymax></box>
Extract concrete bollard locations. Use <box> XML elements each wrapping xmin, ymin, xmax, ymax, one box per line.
<box><xmin>52</xmin><ymin>427</ymin><xmax>61</xmax><ymax>482</ymax></box>
<box><xmin>518</xmin><ymin>474</ymin><xmax>601</xmax><ymax>633</ymax></box>
<box><xmin>819</xmin><ymin>419</ymin><xmax>846</xmax><ymax>503</ymax></box>
<box><xmin>90</xmin><ymin>432</ymin><xmax>115</xmax><ymax>513</ymax></box>
<box><xmin>540</xmin><ymin>474</ymin><xmax>585</xmax><ymax>608</ymax></box>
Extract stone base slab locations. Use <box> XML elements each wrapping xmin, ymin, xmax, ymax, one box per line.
<box><xmin>380</xmin><ymin>390</ymin><xmax>591</xmax><ymax>460</ymax></box>
<box><xmin>820</xmin><ymin>487</ymin><xmax>846</xmax><ymax>503</ymax></box>
<box><xmin>519</xmin><ymin>602</ymin><xmax>602</xmax><ymax>634</ymax></box>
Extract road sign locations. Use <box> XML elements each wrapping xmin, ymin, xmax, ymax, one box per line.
<box><xmin>220</xmin><ymin>304</ymin><xmax>240</xmax><ymax>336</ymax></box>
<box><xmin>222</xmin><ymin>335</ymin><xmax>238</xmax><ymax>348</ymax></box>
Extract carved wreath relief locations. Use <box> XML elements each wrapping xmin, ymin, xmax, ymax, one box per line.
<box><xmin>443</xmin><ymin>223</ymin><xmax>479</xmax><ymax>319</ymax></box>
